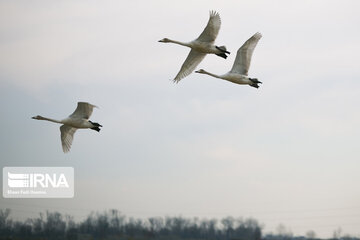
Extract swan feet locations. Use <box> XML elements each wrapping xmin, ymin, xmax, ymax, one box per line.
<box><xmin>89</xmin><ymin>120</ymin><xmax>103</xmax><ymax>132</ymax></box>
<box><xmin>249</xmin><ymin>78</ymin><xmax>262</xmax><ymax>88</ymax></box>
<box><xmin>215</xmin><ymin>46</ymin><xmax>230</xmax><ymax>59</ymax></box>
<box><xmin>215</xmin><ymin>53</ymin><xmax>228</xmax><ymax>59</ymax></box>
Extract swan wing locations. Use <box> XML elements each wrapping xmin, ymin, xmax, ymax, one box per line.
<box><xmin>69</xmin><ymin>102</ymin><xmax>97</xmax><ymax>119</ymax></box>
<box><xmin>196</xmin><ymin>11</ymin><xmax>221</xmax><ymax>43</ymax></box>
<box><xmin>174</xmin><ymin>49</ymin><xmax>206</xmax><ymax>82</ymax></box>
<box><xmin>60</xmin><ymin>125</ymin><xmax>77</xmax><ymax>153</ymax></box>
<box><xmin>230</xmin><ymin>32</ymin><xmax>262</xmax><ymax>75</ymax></box>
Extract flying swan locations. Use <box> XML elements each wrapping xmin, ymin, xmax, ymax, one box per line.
<box><xmin>159</xmin><ymin>10</ymin><xmax>229</xmax><ymax>82</ymax></box>
<box><xmin>195</xmin><ymin>32</ymin><xmax>262</xmax><ymax>88</ymax></box>
<box><xmin>32</xmin><ymin>102</ymin><xmax>102</xmax><ymax>153</ymax></box>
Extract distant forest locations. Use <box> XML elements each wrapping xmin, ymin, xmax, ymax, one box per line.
<box><xmin>0</xmin><ymin>209</ymin><xmax>358</xmax><ymax>240</ymax></box>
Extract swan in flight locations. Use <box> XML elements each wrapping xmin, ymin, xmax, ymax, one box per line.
<box><xmin>195</xmin><ymin>32</ymin><xmax>262</xmax><ymax>88</ymax></box>
<box><xmin>32</xmin><ymin>102</ymin><xmax>102</xmax><ymax>153</ymax></box>
<box><xmin>159</xmin><ymin>10</ymin><xmax>230</xmax><ymax>83</ymax></box>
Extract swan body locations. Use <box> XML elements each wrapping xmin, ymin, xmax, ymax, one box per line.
<box><xmin>32</xmin><ymin>102</ymin><xmax>102</xmax><ymax>153</ymax></box>
<box><xmin>195</xmin><ymin>32</ymin><xmax>262</xmax><ymax>88</ymax></box>
<box><xmin>159</xmin><ymin>11</ymin><xmax>229</xmax><ymax>82</ymax></box>
<box><xmin>61</xmin><ymin>117</ymin><xmax>94</xmax><ymax>129</ymax></box>
<box><xmin>195</xmin><ymin>70</ymin><xmax>256</xmax><ymax>85</ymax></box>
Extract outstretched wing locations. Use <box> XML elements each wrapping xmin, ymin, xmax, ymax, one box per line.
<box><xmin>196</xmin><ymin>11</ymin><xmax>221</xmax><ymax>43</ymax></box>
<box><xmin>230</xmin><ymin>32</ymin><xmax>262</xmax><ymax>75</ymax></box>
<box><xmin>60</xmin><ymin>125</ymin><xmax>77</xmax><ymax>153</ymax></box>
<box><xmin>69</xmin><ymin>102</ymin><xmax>97</xmax><ymax>120</ymax></box>
<box><xmin>174</xmin><ymin>49</ymin><xmax>206</xmax><ymax>82</ymax></box>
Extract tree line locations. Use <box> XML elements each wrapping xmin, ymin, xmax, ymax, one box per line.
<box><xmin>0</xmin><ymin>209</ymin><xmax>359</xmax><ymax>240</ymax></box>
<box><xmin>0</xmin><ymin>208</ymin><xmax>261</xmax><ymax>240</ymax></box>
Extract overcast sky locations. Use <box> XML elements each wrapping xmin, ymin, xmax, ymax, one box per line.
<box><xmin>1</xmin><ymin>0</ymin><xmax>360</xmax><ymax>238</ymax></box>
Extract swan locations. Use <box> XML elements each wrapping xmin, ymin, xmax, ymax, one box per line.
<box><xmin>32</xmin><ymin>102</ymin><xmax>102</xmax><ymax>153</ymax></box>
<box><xmin>195</xmin><ymin>32</ymin><xmax>262</xmax><ymax>88</ymax></box>
<box><xmin>159</xmin><ymin>10</ymin><xmax>230</xmax><ymax>83</ymax></box>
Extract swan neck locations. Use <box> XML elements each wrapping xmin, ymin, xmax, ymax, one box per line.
<box><xmin>203</xmin><ymin>70</ymin><xmax>221</xmax><ymax>79</ymax></box>
<box><xmin>40</xmin><ymin>116</ymin><xmax>63</xmax><ymax>124</ymax></box>
<box><xmin>168</xmin><ymin>39</ymin><xmax>190</xmax><ymax>47</ymax></box>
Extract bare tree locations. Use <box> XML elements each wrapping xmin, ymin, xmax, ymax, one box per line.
<box><xmin>306</xmin><ymin>230</ymin><xmax>317</xmax><ymax>239</ymax></box>
<box><xmin>276</xmin><ymin>224</ymin><xmax>293</xmax><ymax>240</ymax></box>
<box><xmin>333</xmin><ymin>227</ymin><xmax>342</xmax><ymax>240</ymax></box>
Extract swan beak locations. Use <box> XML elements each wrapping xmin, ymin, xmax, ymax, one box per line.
<box><xmin>195</xmin><ymin>70</ymin><xmax>200</xmax><ymax>73</ymax></box>
<box><xmin>158</xmin><ymin>40</ymin><xmax>164</xmax><ymax>42</ymax></box>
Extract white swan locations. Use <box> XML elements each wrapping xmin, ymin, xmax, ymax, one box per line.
<box><xmin>159</xmin><ymin>11</ymin><xmax>229</xmax><ymax>83</ymax></box>
<box><xmin>32</xmin><ymin>102</ymin><xmax>102</xmax><ymax>153</ymax></box>
<box><xmin>195</xmin><ymin>32</ymin><xmax>262</xmax><ymax>88</ymax></box>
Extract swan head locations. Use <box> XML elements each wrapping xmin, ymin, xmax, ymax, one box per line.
<box><xmin>158</xmin><ymin>38</ymin><xmax>170</xmax><ymax>43</ymax></box>
<box><xmin>32</xmin><ymin>115</ymin><xmax>44</xmax><ymax>120</ymax></box>
<box><xmin>195</xmin><ymin>69</ymin><xmax>206</xmax><ymax>74</ymax></box>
